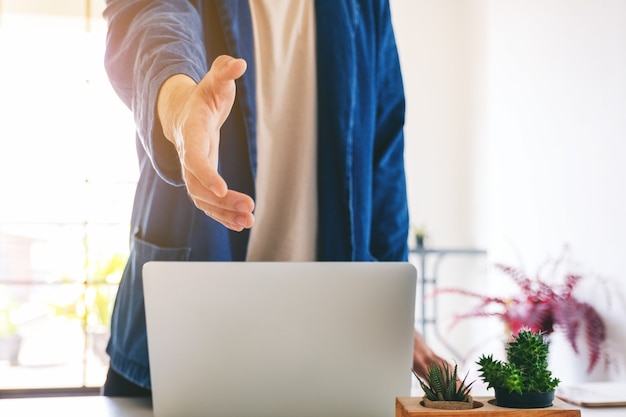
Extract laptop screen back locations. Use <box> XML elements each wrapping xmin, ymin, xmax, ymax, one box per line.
<box><xmin>143</xmin><ymin>261</ymin><xmax>416</xmax><ymax>417</ymax></box>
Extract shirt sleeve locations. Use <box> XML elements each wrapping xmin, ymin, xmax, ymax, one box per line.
<box><xmin>371</xmin><ymin>0</ymin><xmax>410</xmax><ymax>261</ymax></box>
<box><xmin>103</xmin><ymin>0</ymin><xmax>209</xmax><ymax>185</ymax></box>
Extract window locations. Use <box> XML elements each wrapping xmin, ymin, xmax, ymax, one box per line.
<box><xmin>0</xmin><ymin>1</ymin><xmax>136</xmax><ymax>392</ymax></box>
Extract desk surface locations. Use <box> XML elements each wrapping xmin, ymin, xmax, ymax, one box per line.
<box><xmin>0</xmin><ymin>396</ymin><xmax>152</xmax><ymax>417</ymax></box>
<box><xmin>0</xmin><ymin>395</ymin><xmax>624</xmax><ymax>416</ymax></box>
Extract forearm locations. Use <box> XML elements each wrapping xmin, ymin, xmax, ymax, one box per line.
<box><xmin>103</xmin><ymin>0</ymin><xmax>208</xmax><ymax>184</ymax></box>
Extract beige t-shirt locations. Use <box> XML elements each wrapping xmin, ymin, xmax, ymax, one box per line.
<box><xmin>245</xmin><ymin>0</ymin><xmax>318</xmax><ymax>261</ymax></box>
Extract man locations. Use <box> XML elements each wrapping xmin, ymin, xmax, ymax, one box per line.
<box><xmin>102</xmin><ymin>0</ymin><xmax>447</xmax><ymax>395</ymax></box>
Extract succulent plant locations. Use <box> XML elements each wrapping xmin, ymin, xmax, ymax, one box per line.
<box><xmin>414</xmin><ymin>362</ymin><xmax>474</xmax><ymax>402</ymax></box>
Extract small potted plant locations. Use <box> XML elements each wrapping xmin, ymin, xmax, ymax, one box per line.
<box><xmin>413</xmin><ymin>362</ymin><xmax>476</xmax><ymax>410</ymax></box>
<box><xmin>477</xmin><ymin>329</ymin><xmax>560</xmax><ymax>409</ymax></box>
<box><xmin>411</xmin><ymin>224</ymin><xmax>427</xmax><ymax>249</ymax></box>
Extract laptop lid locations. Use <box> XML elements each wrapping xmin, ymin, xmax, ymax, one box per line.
<box><xmin>143</xmin><ymin>261</ymin><xmax>416</xmax><ymax>417</ymax></box>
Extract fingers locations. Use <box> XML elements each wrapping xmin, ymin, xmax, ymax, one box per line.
<box><xmin>185</xmin><ymin>170</ymin><xmax>255</xmax><ymax>231</ymax></box>
<box><xmin>412</xmin><ymin>357</ymin><xmax>433</xmax><ymax>380</ymax></box>
<box><xmin>197</xmin><ymin>192</ymin><xmax>255</xmax><ymax>232</ymax></box>
<box><xmin>412</xmin><ymin>356</ymin><xmax>452</xmax><ymax>381</ymax></box>
<box><xmin>412</xmin><ymin>329</ymin><xmax>450</xmax><ymax>380</ymax></box>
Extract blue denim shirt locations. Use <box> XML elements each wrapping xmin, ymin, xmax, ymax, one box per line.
<box><xmin>103</xmin><ymin>0</ymin><xmax>408</xmax><ymax>389</ymax></box>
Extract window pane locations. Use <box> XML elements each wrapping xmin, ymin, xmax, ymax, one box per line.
<box><xmin>0</xmin><ymin>224</ymin><xmax>126</xmax><ymax>389</ymax></box>
<box><xmin>0</xmin><ymin>283</ymin><xmax>86</xmax><ymax>389</ymax></box>
<box><xmin>0</xmin><ymin>6</ymin><xmax>135</xmax><ymax>390</ymax></box>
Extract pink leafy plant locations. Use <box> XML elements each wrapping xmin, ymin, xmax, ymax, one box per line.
<box><xmin>435</xmin><ymin>259</ymin><xmax>608</xmax><ymax>373</ymax></box>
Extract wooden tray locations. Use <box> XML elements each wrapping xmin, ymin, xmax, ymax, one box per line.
<box><xmin>396</xmin><ymin>396</ymin><xmax>581</xmax><ymax>417</ymax></box>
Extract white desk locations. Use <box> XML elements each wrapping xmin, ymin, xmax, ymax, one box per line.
<box><xmin>0</xmin><ymin>395</ymin><xmax>623</xmax><ymax>416</ymax></box>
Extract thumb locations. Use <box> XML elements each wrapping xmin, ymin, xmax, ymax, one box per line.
<box><xmin>195</xmin><ymin>55</ymin><xmax>246</xmax><ymax>125</ymax></box>
<box><xmin>204</xmin><ymin>55</ymin><xmax>247</xmax><ymax>91</ymax></box>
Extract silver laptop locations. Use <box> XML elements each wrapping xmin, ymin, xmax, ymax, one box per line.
<box><xmin>143</xmin><ymin>262</ymin><xmax>416</xmax><ymax>417</ymax></box>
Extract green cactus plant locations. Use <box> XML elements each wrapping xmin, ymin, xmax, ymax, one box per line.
<box><xmin>477</xmin><ymin>328</ymin><xmax>560</xmax><ymax>395</ymax></box>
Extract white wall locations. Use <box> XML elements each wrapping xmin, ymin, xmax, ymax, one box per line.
<box><xmin>391</xmin><ymin>0</ymin><xmax>626</xmax><ymax>385</ymax></box>
<box><xmin>391</xmin><ymin>0</ymin><xmax>488</xmax><ymax>249</ymax></box>
<box><xmin>485</xmin><ymin>0</ymin><xmax>626</xmax><ymax>383</ymax></box>
<box><xmin>485</xmin><ymin>0</ymin><xmax>626</xmax><ymax>272</ymax></box>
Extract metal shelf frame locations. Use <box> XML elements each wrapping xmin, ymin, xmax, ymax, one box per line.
<box><xmin>410</xmin><ymin>247</ymin><xmax>487</xmax><ymax>360</ymax></box>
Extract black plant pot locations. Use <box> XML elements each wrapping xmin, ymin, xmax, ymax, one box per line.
<box><xmin>494</xmin><ymin>388</ymin><xmax>554</xmax><ymax>409</ymax></box>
